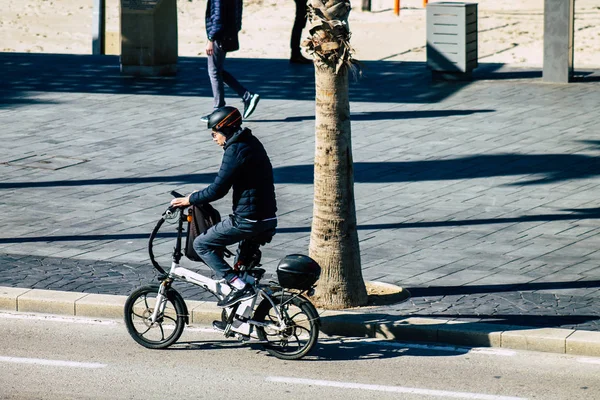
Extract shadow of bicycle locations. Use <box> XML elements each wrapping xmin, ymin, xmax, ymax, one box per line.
<box><xmin>171</xmin><ymin>336</ymin><xmax>466</xmax><ymax>362</ymax></box>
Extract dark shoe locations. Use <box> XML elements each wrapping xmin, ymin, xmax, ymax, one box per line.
<box><xmin>242</xmin><ymin>93</ymin><xmax>260</xmax><ymax>119</ymax></box>
<box><xmin>217</xmin><ymin>285</ymin><xmax>255</xmax><ymax>308</ymax></box>
<box><xmin>212</xmin><ymin>320</ymin><xmax>227</xmax><ymax>332</ymax></box>
<box><xmin>290</xmin><ymin>55</ymin><xmax>313</xmax><ymax>65</ymax></box>
<box><xmin>200</xmin><ymin>113</ymin><xmax>211</xmax><ymax>123</ymax></box>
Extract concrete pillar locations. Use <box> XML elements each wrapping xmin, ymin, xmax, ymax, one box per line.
<box><xmin>543</xmin><ymin>0</ymin><xmax>575</xmax><ymax>83</ymax></box>
<box><xmin>120</xmin><ymin>0</ymin><xmax>178</xmax><ymax>77</ymax></box>
<box><xmin>104</xmin><ymin>0</ymin><xmax>121</xmax><ymax>55</ymax></box>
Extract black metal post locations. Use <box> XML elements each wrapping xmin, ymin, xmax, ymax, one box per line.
<box><xmin>92</xmin><ymin>0</ymin><xmax>106</xmax><ymax>55</ymax></box>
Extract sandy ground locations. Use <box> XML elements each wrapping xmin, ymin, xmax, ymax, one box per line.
<box><xmin>0</xmin><ymin>0</ymin><xmax>599</xmax><ymax>67</ymax></box>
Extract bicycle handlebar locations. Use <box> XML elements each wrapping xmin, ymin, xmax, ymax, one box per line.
<box><xmin>163</xmin><ymin>190</ymin><xmax>187</xmax><ymax>216</ymax></box>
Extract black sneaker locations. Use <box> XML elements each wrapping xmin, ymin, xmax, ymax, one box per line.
<box><xmin>242</xmin><ymin>93</ymin><xmax>260</xmax><ymax>119</ymax></box>
<box><xmin>200</xmin><ymin>113</ymin><xmax>211</xmax><ymax>123</ymax></box>
<box><xmin>217</xmin><ymin>285</ymin><xmax>255</xmax><ymax>308</ymax></box>
<box><xmin>212</xmin><ymin>320</ymin><xmax>227</xmax><ymax>332</ymax></box>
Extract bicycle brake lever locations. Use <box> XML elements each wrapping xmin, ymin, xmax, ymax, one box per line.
<box><xmin>163</xmin><ymin>206</ymin><xmax>178</xmax><ymax>218</ymax></box>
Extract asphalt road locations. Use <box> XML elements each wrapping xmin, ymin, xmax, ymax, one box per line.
<box><xmin>1</xmin><ymin>313</ymin><xmax>599</xmax><ymax>400</ymax></box>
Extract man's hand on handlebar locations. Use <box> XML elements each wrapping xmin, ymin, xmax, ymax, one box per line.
<box><xmin>170</xmin><ymin>195</ymin><xmax>191</xmax><ymax>208</ymax></box>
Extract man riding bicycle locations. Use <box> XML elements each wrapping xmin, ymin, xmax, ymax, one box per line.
<box><xmin>170</xmin><ymin>106</ymin><xmax>277</xmax><ymax>308</ymax></box>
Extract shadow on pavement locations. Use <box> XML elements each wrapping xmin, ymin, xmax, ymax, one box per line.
<box><xmin>0</xmin><ymin>207</ymin><xmax>599</xmax><ymax>245</ymax></box>
<box><xmin>270</xmin><ymin>154</ymin><xmax>600</xmax><ymax>185</ymax></box>
<box><xmin>312</xmin><ymin>338</ymin><xmax>467</xmax><ymax>360</ymax></box>
<box><xmin>407</xmin><ymin>279</ymin><xmax>600</xmax><ymax>297</ymax></box>
<box><xmin>0</xmin><ymin>52</ymin><xmax>509</xmax><ymax>108</ymax></box>
<box><xmin>410</xmin><ymin>314</ymin><xmax>600</xmax><ymax>329</ymax></box>
<box><xmin>320</xmin><ymin>312</ymin><xmax>600</xmax><ymax>343</ymax></box>
<box><xmin>0</xmin><ymin>208</ymin><xmax>598</xmax><ymax>244</ymax></box>
<box><xmin>2</xmin><ymin>153</ymin><xmax>600</xmax><ymax>189</ymax></box>
<box><xmin>175</xmin><ymin>338</ymin><xmax>464</xmax><ymax>360</ymax></box>
<box><xmin>252</xmin><ymin>109</ymin><xmax>495</xmax><ymax>123</ymax></box>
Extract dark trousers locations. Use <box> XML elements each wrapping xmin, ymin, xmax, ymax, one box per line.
<box><xmin>290</xmin><ymin>0</ymin><xmax>308</xmax><ymax>57</ymax></box>
<box><xmin>193</xmin><ymin>215</ymin><xmax>277</xmax><ymax>281</ymax></box>
<box><xmin>207</xmin><ymin>40</ymin><xmax>248</xmax><ymax>109</ymax></box>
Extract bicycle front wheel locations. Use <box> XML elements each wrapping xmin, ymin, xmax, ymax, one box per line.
<box><xmin>254</xmin><ymin>294</ymin><xmax>319</xmax><ymax>360</ymax></box>
<box><xmin>124</xmin><ymin>285</ymin><xmax>186</xmax><ymax>349</ymax></box>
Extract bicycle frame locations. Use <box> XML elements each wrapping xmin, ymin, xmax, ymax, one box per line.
<box><xmin>148</xmin><ymin>206</ymin><xmax>288</xmax><ymax>337</ymax></box>
<box><xmin>170</xmin><ymin>262</ymin><xmax>232</xmax><ymax>298</ymax></box>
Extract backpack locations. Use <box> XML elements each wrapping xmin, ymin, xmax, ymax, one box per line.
<box><xmin>185</xmin><ymin>204</ymin><xmax>221</xmax><ymax>262</ymax></box>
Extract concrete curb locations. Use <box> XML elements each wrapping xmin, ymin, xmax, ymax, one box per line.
<box><xmin>2</xmin><ymin>286</ymin><xmax>600</xmax><ymax>357</ymax></box>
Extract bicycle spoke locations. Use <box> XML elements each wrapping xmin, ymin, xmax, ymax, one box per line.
<box><xmin>288</xmin><ymin>310</ymin><xmax>304</xmax><ymax>320</ymax></box>
<box><xmin>139</xmin><ymin>325</ymin><xmax>152</xmax><ymax>336</ymax></box>
<box><xmin>292</xmin><ymin>330</ymin><xmax>304</xmax><ymax>346</ymax></box>
<box><xmin>132</xmin><ymin>311</ymin><xmax>146</xmax><ymax>320</ymax></box>
<box><xmin>294</xmin><ymin>325</ymin><xmax>311</xmax><ymax>335</ymax></box>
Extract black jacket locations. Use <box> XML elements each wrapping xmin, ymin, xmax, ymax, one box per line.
<box><xmin>189</xmin><ymin>128</ymin><xmax>277</xmax><ymax>220</ymax></box>
<box><xmin>205</xmin><ymin>0</ymin><xmax>243</xmax><ymax>41</ymax></box>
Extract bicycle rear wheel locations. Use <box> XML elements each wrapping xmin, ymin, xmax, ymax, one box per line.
<box><xmin>254</xmin><ymin>294</ymin><xmax>319</xmax><ymax>360</ymax></box>
<box><xmin>124</xmin><ymin>285</ymin><xmax>186</xmax><ymax>349</ymax></box>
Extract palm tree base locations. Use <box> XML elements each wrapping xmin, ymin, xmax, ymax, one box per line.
<box><xmin>309</xmin><ymin>281</ymin><xmax>410</xmax><ymax>310</ymax></box>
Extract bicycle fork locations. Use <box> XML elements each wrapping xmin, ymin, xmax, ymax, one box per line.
<box><xmin>148</xmin><ymin>280</ymin><xmax>170</xmax><ymax>325</ymax></box>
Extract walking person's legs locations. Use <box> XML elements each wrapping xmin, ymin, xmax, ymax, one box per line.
<box><xmin>205</xmin><ymin>41</ymin><xmax>260</xmax><ymax>120</ymax></box>
<box><xmin>207</xmin><ymin>41</ymin><xmax>227</xmax><ymax>111</ymax></box>
<box><xmin>221</xmin><ymin>69</ymin><xmax>260</xmax><ymax>119</ymax></box>
<box><xmin>222</xmin><ymin>69</ymin><xmax>247</xmax><ymax>100</ymax></box>
<box><xmin>290</xmin><ymin>0</ymin><xmax>311</xmax><ymax>64</ymax></box>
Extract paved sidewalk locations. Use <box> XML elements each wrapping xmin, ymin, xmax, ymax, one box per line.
<box><xmin>1</xmin><ymin>53</ymin><xmax>600</xmax><ymax>351</ymax></box>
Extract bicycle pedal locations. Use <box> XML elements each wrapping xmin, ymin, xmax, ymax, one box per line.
<box><xmin>235</xmin><ymin>334</ymin><xmax>252</xmax><ymax>342</ymax></box>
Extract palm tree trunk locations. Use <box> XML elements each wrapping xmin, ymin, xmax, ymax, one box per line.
<box><xmin>309</xmin><ymin>47</ymin><xmax>368</xmax><ymax>309</ymax></box>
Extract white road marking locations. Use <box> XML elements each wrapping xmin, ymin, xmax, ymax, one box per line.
<box><xmin>0</xmin><ymin>356</ymin><xmax>106</xmax><ymax>369</ymax></box>
<box><xmin>266</xmin><ymin>376</ymin><xmax>527</xmax><ymax>400</ymax></box>
<box><xmin>0</xmin><ymin>312</ymin><xmax>118</xmax><ymax>325</ymax></box>
<box><xmin>577</xmin><ymin>357</ymin><xmax>600</xmax><ymax>365</ymax></box>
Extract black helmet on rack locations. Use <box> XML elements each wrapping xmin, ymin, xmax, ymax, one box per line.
<box><xmin>207</xmin><ymin>106</ymin><xmax>242</xmax><ymax>135</ymax></box>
